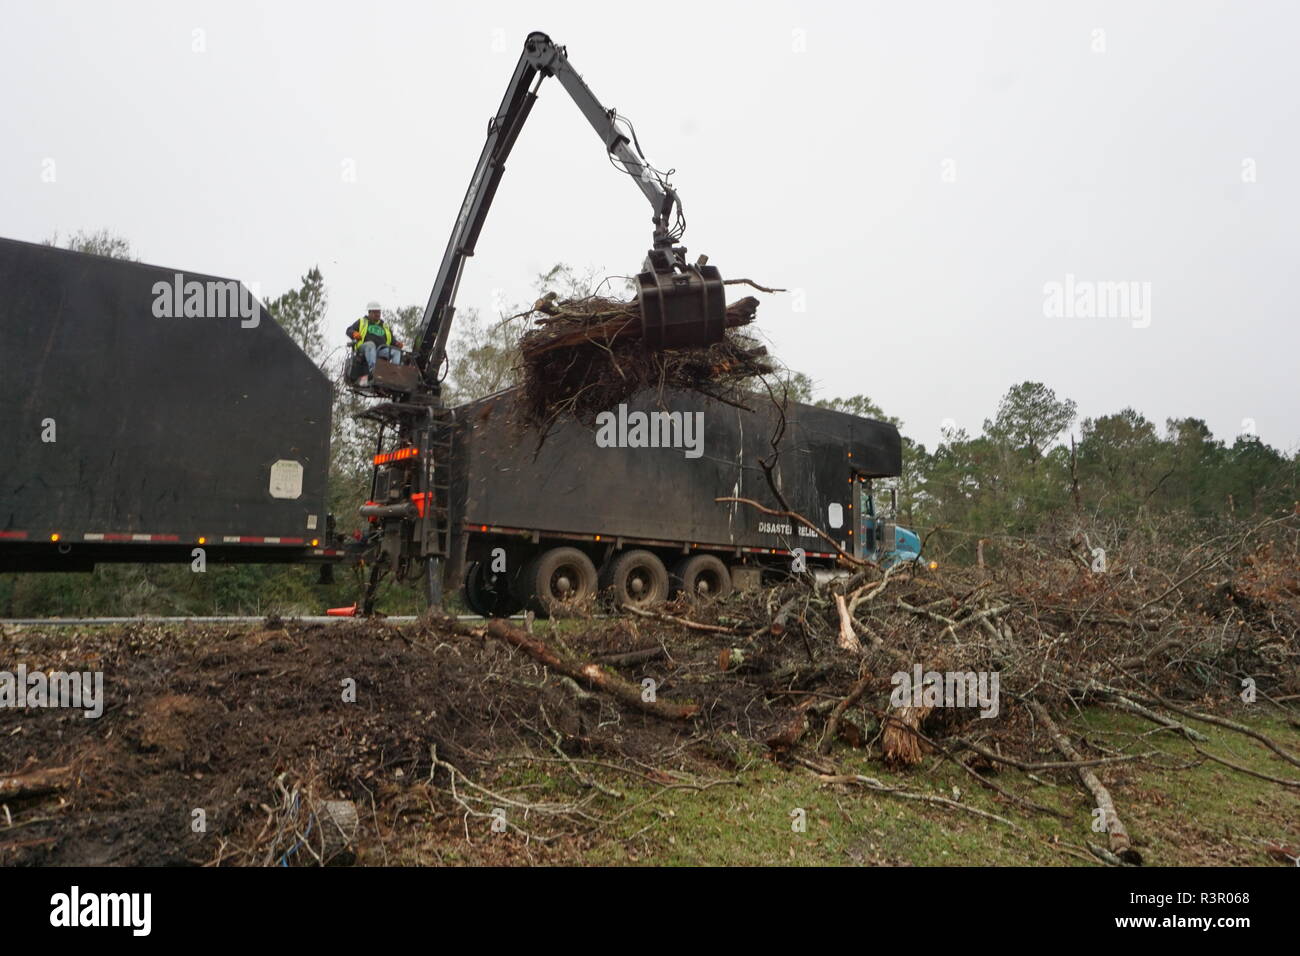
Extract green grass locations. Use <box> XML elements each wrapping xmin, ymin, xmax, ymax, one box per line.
<box><xmin>526</xmin><ymin>706</ymin><xmax>1300</xmax><ymax>867</ymax></box>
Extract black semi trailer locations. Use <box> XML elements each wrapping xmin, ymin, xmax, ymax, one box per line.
<box><xmin>440</xmin><ymin>388</ymin><xmax>907</xmax><ymax>616</ymax></box>
<box><xmin>0</xmin><ymin>237</ymin><xmax>342</xmax><ymax>573</ymax></box>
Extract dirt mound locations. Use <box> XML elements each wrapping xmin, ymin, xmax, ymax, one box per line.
<box><xmin>131</xmin><ymin>694</ymin><xmax>215</xmax><ymax>765</ymax></box>
<box><xmin>0</xmin><ymin>614</ymin><xmax>785</xmax><ymax>865</ymax></box>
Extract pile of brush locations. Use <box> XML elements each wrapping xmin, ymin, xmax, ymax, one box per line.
<box><xmin>515</xmin><ymin>290</ymin><xmax>776</xmax><ymax>429</ymax></box>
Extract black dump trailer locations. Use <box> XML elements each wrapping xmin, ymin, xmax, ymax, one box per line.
<box><xmin>446</xmin><ymin>387</ymin><xmax>902</xmax><ymax>615</ymax></box>
<box><xmin>0</xmin><ymin>236</ymin><xmax>340</xmax><ymax>572</ymax></box>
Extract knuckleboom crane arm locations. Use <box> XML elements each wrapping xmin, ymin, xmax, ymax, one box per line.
<box><xmin>359</xmin><ymin>31</ymin><xmax>725</xmax><ymax>614</ymax></box>
<box><xmin>414</xmin><ymin>31</ymin><xmax>687</xmax><ymax>381</ymax></box>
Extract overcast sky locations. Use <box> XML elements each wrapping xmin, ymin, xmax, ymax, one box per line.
<box><xmin>4</xmin><ymin>0</ymin><xmax>1297</xmax><ymax>451</ymax></box>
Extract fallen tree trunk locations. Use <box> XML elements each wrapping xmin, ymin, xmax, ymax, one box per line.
<box><xmin>0</xmin><ymin>764</ymin><xmax>73</xmax><ymax>800</ymax></box>
<box><xmin>1028</xmin><ymin>700</ymin><xmax>1143</xmax><ymax>865</ymax></box>
<box><xmin>833</xmin><ymin>594</ymin><xmax>862</xmax><ymax>652</ymax></box>
<box><xmin>622</xmin><ymin>604</ymin><xmax>735</xmax><ymax>633</ymax></box>
<box><xmin>594</xmin><ymin>645</ymin><xmax>667</xmax><ymax>668</ymax></box>
<box><xmin>483</xmin><ymin>618</ymin><xmax>699</xmax><ymax>721</ymax></box>
<box><xmin>882</xmin><ymin>707</ymin><xmax>932</xmax><ymax>767</ymax></box>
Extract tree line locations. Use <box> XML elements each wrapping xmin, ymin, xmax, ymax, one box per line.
<box><xmin>798</xmin><ymin>378</ymin><xmax>1297</xmax><ymax>563</ymax></box>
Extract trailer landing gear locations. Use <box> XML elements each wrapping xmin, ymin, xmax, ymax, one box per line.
<box><xmin>424</xmin><ymin>556</ymin><xmax>442</xmax><ymax>609</ymax></box>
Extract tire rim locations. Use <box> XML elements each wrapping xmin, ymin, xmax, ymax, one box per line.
<box><xmin>625</xmin><ymin>566</ymin><xmax>659</xmax><ymax>605</ymax></box>
<box><xmin>550</xmin><ymin>565</ymin><xmax>580</xmax><ymax>602</ymax></box>
<box><xmin>694</xmin><ymin>568</ymin><xmax>724</xmax><ymax>598</ymax></box>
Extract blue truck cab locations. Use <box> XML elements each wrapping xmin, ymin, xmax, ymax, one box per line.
<box><xmin>857</xmin><ymin>477</ymin><xmax>926</xmax><ymax>568</ymax></box>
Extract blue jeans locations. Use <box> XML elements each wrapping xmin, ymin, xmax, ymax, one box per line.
<box><xmin>359</xmin><ymin>342</ymin><xmax>402</xmax><ymax>372</ymax></box>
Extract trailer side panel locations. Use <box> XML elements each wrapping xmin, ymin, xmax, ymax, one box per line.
<box><xmin>451</xmin><ymin>388</ymin><xmax>900</xmax><ymax>553</ymax></box>
<box><xmin>0</xmin><ymin>237</ymin><xmax>333</xmax><ymax>554</ymax></box>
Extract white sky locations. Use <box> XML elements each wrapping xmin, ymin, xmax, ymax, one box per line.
<box><xmin>4</xmin><ymin>0</ymin><xmax>1297</xmax><ymax>451</ymax></box>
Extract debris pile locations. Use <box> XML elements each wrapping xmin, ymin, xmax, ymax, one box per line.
<box><xmin>666</xmin><ymin>508</ymin><xmax>1300</xmax><ymax>865</ymax></box>
<box><xmin>2</xmin><ymin>514</ymin><xmax>1295</xmax><ymax>866</ymax></box>
<box><xmin>515</xmin><ymin>289</ymin><xmax>776</xmax><ymax>428</ymax></box>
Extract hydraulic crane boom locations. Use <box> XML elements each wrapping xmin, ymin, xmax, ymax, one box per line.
<box><xmin>357</xmin><ymin>31</ymin><xmax>726</xmax><ymax>615</ymax></box>
<box><xmin>414</xmin><ymin>30</ymin><xmax>725</xmax><ymax>384</ymax></box>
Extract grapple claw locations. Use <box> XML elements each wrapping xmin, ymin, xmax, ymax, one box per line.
<box><xmin>636</xmin><ymin>260</ymin><xmax>726</xmax><ymax>350</ymax></box>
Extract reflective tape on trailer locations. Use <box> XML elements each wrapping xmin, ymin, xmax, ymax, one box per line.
<box><xmin>220</xmin><ymin>536</ymin><xmax>306</xmax><ymax>545</ymax></box>
<box><xmin>2</xmin><ymin>531</ymin><xmax>339</xmax><ymax>561</ymax></box>
<box><xmin>0</xmin><ymin>531</ymin><xmax>311</xmax><ymax>546</ymax></box>
<box><xmin>459</xmin><ymin>524</ymin><xmax>840</xmax><ymax>561</ymax></box>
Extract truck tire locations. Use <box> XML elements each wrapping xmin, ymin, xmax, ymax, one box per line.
<box><xmin>601</xmin><ymin>549</ymin><xmax>669</xmax><ymax>610</ymax></box>
<box><xmin>672</xmin><ymin>554</ymin><xmax>733</xmax><ymax>602</ymax></box>
<box><xmin>463</xmin><ymin>561</ymin><xmax>522</xmax><ymax>618</ymax></box>
<box><xmin>519</xmin><ymin>547</ymin><xmax>599</xmax><ymax>618</ymax></box>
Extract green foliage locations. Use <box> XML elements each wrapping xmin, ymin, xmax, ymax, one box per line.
<box><xmin>441</xmin><ymin>263</ymin><xmax>617</xmax><ymax>405</ymax></box>
<box><xmin>441</xmin><ymin>306</ymin><xmax>524</xmax><ymax>405</ymax></box>
<box><xmin>45</xmin><ymin>229</ymin><xmax>136</xmax><ymax>260</ymax></box>
<box><xmin>770</xmin><ymin>370</ymin><xmax>816</xmax><ymax>404</ymax></box>
<box><xmin>789</xmin><ymin>376</ymin><xmax>1296</xmax><ymax>563</ymax></box>
<box><xmin>913</xmin><ymin>387</ymin><xmax>1293</xmax><ymax>561</ymax></box>
<box><xmin>386</xmin><ymin>304</ymin><xmax>422</xmax><ymax>348</ymax></box>
<box><xmin>0</xmin><ymin>563</ymin><xmax>342</xmax><ymax>618</ymax></box>
<box><xmin>983</xmin><ymin>381</ymin><xmax>1076</xmax><ymax>458</ymax></box>
<box><xmin>266</xmin><ymin>266</ymin><xmax>327</xmax><ymax>364</ymax></box>
<box><xmin>815</xmin><ymin>394</ymin><xmax>898</xmax><ymax>426</ymax></box>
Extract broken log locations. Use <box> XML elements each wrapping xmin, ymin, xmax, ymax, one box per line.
<box><xmin>316</xmin><ymin>799</ymin><xmax>360</xmax><ymax>864</ymax></box>
<box><xmin>483</xmin><ymin>619</ymin><xmax>699</xmax><ymax>721</ymax></box>
<box><xmin>1028</xmin><ymin>700</ymin><xmax>1142</xmax><ymax>865</ymax></box>
<box><xmin>882</xmin><ymin>707</ymin><xmax>932</xmax><ymax>767</ymax></box>
<box><xmin>594</xmin><ymin>645</ymin><xmax>668</xmax><ymax>668</ymax></box>
<box><xmin>522</xmin><ymin>296</ymin><xmax>760</xmax><ymax>356</ymax></box>
<box><xmin>622</xmin><ymin>604</ymin><xmax>734</xmax><ymax>633</ymax></box>
<box><xmin>834</xmin><ymin>593</ymin><xmax>862</xmax><ymax>652</ymax></box>
<box><xmin>0</xmin><ymin>765</ymin><xmax>73</xmax><ymax>800</ymax></box>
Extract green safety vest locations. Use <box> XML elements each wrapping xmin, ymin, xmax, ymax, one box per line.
<box><xmin>354</xmin><ymin>318</ymin><xmax>392</xmax><ymax>350</ymax></box>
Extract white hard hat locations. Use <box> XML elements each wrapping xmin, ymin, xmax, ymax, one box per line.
<box><xmin>366</xmin><ymin>300</ymin><xmax>381</xmax><ymax>312</ymax></box>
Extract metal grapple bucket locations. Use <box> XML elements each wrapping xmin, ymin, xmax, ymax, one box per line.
<box><xmin>636</xmin><ymin>262</ymin><xmax>727</xmax><ymax>350</ymax></box>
